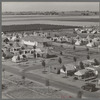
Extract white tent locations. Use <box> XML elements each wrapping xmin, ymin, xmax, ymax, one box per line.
<box><xmin>11</xmin><ymin>36</ymin><xmax>17</xmax><ymax>41</ymax></box>
<box><xmin>86</xmin><ymin>42</ymin><xmax>94</xmax><ymax>47</ymax></box>
<box><xmin>12</xmin><ymin>55</ymin><xmax>20</xmax><ymax>63</ymax></box>
<box><xmin>21</xmin><ymin>40</ymin><xmax>38</xmax><ymax>46</ymax></box>
<box><xmin>74</xmin><ymin>69</ymin><xmax>88</xmax><ymax>76</ymax></box>
<box><xmin>60</xmin><ymin>69</ymin><xmax>67</xmax><ymax>74</ymax></box>
<box><xmin>91</xmin><ymin>30</ymin><xmax>97</xmax><ymax>34</ymax></box>
<box><xmin>74</xmin><ymin>71</ymin><xmax>84</xmax><ymax>76</ymax></box>
<box><xmin>75</xmin><ymin>40</ymin><xmax>81</xmax><ymax>46</ymax></box>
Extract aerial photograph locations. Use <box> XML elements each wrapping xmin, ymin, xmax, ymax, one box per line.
<box><xmin>2</xmin><ymin>2</ymin><xmax>100</xmax><ymax>99</ymax></box>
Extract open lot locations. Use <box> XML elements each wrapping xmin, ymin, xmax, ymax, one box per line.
<box><xmin>2</xmin><ymin>71</ymin><xmax>74</xmax><ymax>99</ymax></box>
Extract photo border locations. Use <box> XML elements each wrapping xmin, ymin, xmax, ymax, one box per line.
<box><xmin>0</xmin><ymin>1</ymin><xmax>100</xmax><ymax>100</ymax></box>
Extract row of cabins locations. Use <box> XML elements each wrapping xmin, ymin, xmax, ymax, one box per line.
<box><xmin>51</xmin><ymin>35</ymin><xmax>100</xmax><ymax>47</ymax></box>
<box><xmin>2</xmin><ymin>29</ymin><xmax>100</xmax><ymax>50</ymax></box>
<box><xmin>3</xmin><ymin>30</ymin><xmax>100</xmax><ymax>48</ymax></box>
<box><xmin>2</xmin><ymin>31</ymin><xmax>49</xmax><ymax>41</ymax></box>
<box><xmin>75</xmin><ymin>27</ymin><xmax>100</xmax><ymax>34</ymax></box>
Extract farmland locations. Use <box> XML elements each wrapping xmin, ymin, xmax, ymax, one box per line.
<box><xmin>2</xmin><ymin>24</ymin><xmax>80</xmax><ymax>32</ymax></box>
<box><xmin>2</xmin><ymin>15</ymin><xmax>99</xmax><ymax>26</ymax></box>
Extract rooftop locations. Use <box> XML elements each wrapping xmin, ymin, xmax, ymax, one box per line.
<box><xmin>22</xmin><ymin>36</ymin><xmax>51</xmax><ymax>43</ymax></box>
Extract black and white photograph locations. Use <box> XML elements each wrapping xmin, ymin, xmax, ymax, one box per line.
<box><xmin>1</xmin><ymin>2</ymin><xmax>100</xmax><ymax>99</ymax></box>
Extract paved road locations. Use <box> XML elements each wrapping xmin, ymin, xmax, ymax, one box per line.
<box><xmin>3</xmin><ymin>64</ymin><xmax>100</xmax><ymax>99</ymax></box>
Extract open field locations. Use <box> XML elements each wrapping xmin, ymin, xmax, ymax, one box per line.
<box><xmin>2</xmin><ymin>15</ymin><xmax>99</xmax><ymax>26</ymax></box>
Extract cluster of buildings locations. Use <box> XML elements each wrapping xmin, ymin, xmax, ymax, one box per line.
<box><xmin>50</xmin><ymin>58</ymin><xmax>100</xmax><ymax>82</ymax></box>
<box><xmin>74</xmin><ymin>26</ymin><xmax>100</xmax><ymax>34</ymax></box>
<box><xmin>2</xmin><ymin>31</ymin><xmax>52</xmax><ymax>62</ymax></box>
<box><xmin>51</xmin><ymin>34</ymin><xmax>100</xmax><ymax>47</ymax></box>
<box><xmin>2</xmin><ymin>27</ymin><xmax>100</xmax><ymax>84</ymax></box>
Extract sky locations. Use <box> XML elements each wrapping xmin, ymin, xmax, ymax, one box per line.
<box><xmin>2</xmin><ymin>2</ymin><xmax>99</xmax><ymax>12</ymax></box>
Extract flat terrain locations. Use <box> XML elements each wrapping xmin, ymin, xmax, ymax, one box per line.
<box><xmin>2</xmin><ymin>15</ymin><xmax>99</xmax><ymax>26</ymax></box>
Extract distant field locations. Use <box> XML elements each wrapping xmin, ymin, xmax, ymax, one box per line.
<box><xmin>2</xmin><ymin>18</ymin><xmax>99</xmax><ymax>22</ymax></box>
<box><xmin>2</xmin><ymin>15</ymin><xmax>99</xmax><ymax>26</ymax></box>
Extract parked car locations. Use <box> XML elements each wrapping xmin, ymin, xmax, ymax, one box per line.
<box><xmin>81</xmin><ymin>83</ymin><xmax>96</xmax><ymax>92</ymax></box>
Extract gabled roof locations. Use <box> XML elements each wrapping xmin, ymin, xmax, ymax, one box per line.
<box><xmin>13</xmin><ymin>42</ymin><xmax>21</xmax><ymax>48</ymax></box>
<box><xmin>75</xmin><ymin>69</ymin><xmax>89</xmax><ymax>76</ymax></box>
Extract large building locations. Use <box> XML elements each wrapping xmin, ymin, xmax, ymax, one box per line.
<box><xmin>21</xmin><ymin>36</ymin><xmax>52</xmax><ymax>48</ymax></box>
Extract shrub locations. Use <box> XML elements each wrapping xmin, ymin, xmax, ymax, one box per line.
<box><xmin>94</xmin><ymin>59</ymin><xmax>99</xmax><ymax>65</ymax></box>
<box><xmin>87</xmin><ymin>55</ymin><xmax>90</xmax><ymax>59</ymax></box>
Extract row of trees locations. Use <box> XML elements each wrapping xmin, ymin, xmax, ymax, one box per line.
<box><xmin>2</xmin><ymin>24</ymin><xmax>78</xmax><ymax>32</ymax></box>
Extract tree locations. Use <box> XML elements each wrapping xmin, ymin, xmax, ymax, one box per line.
<box><xmin>54</xmin><ymin>34</ymin><xmax>57</xmax><ymax>37</ymax></box>
<box><xmin>33</xmin><ymin>45</ymin><xmax>37</xmax><ymax>58</ymax></box>
<box><xmin>42</xmin><ymin>60</ymin><xmax>46</xmax><ymax>73</ymax></box>
<box><xmin>72</xmin><ymin>39</ymin><xmax>75</xmax><ymax>45</ymax></box>
<box><xmin>86</xmin><ymin>47</ymin><xmax>89</xmax><ymax>53</ymax></box>
<box><xmin>90</xmin><ymin>40</ymin><xmax>92</xmax><ymax>43</ymax></box>
<box><xmin>22</xmin><ymin>75</ymin><xmax>26</xmax><ymax>84</ymax></box>
<box><xmin>60</xmin><ymin>51</ymin><xmax>63</xmax><ymax>55</ymax></box>
<box><xmin>33</xmin><ymin>45</ymin><xmax>36</xmax><ymax>49</ymax></box>
<box><xmin>43</xmin><ymin>42</ymin><xmax>47</xmax><ymax>47</ymax></box>
<box><xmin>61</xmin><ymin>45</ymin><xmax>63</xmax><ymax>48</ymax></box>
<box><xmin>73</xmin><ymin>57</ymin><xmax>77</xmax><ymax>63</ymax></box>
<box><xmin>2</xmin><ymin>52</ymin><xmax>6</xmax><ymax>59</ymax></box>
<box><xmin>17</xmin><ymin>55</ymin><xmax>20</xmax><ymax>61</ymax></box>
<box><xmin>34</xmin><ymin>52</ymin><xmax>36</xmax><ymax>58</ymax></box>
<box><xmin>21</xmin><ymin>46</ymin><xmax>25</xmax><ymax>50</ymax></box>
<box><xmin>19</xmin><ymin>50</ymin><xmax>23</xmax><ymax>55</ymax></box>
<box><xmin>2</xmin><ymin>68</ymin><xmax>5</xmax><ymax>78</ymax></box>
<box><xmin>23</xmin><ymin>55</ymin><xmax>27</xmax><ymax>61</ymax></box>
<box><xmin>2</xmin><ymin>84</ymin><xmax>7</xmax><ymax>90</ymax></box>
<box><xmin>45</xmin><ymin>79</ymin><xmax>50</xmax><ymax>93</ymax></box>
<box><xmin>9</xmin><ymin>43</ymin><xmax>13</xmax><ymax>46</ymax></box>
<box><xmin>73</xmin><ymin>45</ymin><xmax>76</xmax><ymax>51</ymax></box>
<box><xmin>58</xmin><ymin>57</ymin><xmax>62</xmax><ymax>64</ymax></box>
<box><xmin>62</xmin><ymin>65</ymin><xmax>67</xmax><ymax>78</ymax></box>
<box><xmin>87</xmin><ymin>55</ymin><xmax>90</xmax><ymax>60</ymax></box>
<box><xmin>33</xmin><ymin>50</ymin><xmax>37</xmax><ymax>63</ymax></box>
<box><xmin>79</xmin><ymin>61</ymin><xmax>84</xmax><ymax>69</ymax></box>
<box><xmin>77</xmin><ymin>91</ymin><xmax>83</xmax><ymax>98</ymax></box>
